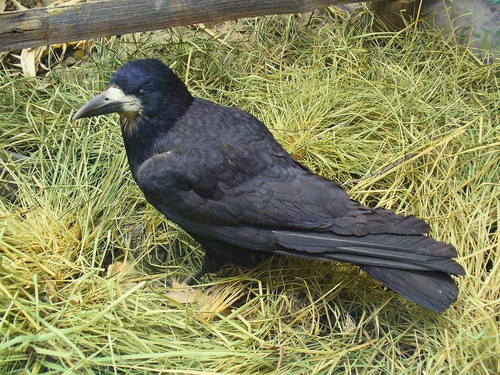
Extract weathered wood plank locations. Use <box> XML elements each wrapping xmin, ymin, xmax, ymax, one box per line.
<box><xmin>0</xmin><ymin>0</ymin><xmax>369</xmax><ymax>52</ymax></box>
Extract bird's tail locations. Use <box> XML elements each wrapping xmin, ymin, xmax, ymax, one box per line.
<box><xmin>360</xmin><ymin>266</ymin><xmax>459</xmax><ymax>312</ymax></box>
<box><xmin>273</xmin><ymin>231</ymin><xmax>464</xmax><ymax>311</ymax></box>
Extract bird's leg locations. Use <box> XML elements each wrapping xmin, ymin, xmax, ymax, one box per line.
<box><xmin>183</xmin><ymin>250</ymin><xmax>225</xmax><ymax>286</ymax></box>
<box><xmin>183</xmin><ymin>269</ymin><xmax>207</xmax><ymax>286</ymax></box>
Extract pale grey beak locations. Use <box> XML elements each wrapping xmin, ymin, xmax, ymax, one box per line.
<box><xmin>73</xmin><ymin>87</ymin><xmax>140</xmax><ymax>120</ymax></box>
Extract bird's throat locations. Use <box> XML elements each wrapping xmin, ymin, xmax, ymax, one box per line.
<box><xmin>120</xmin><ymin>115</ymin><xmax>165</xmax><ymax>178</ymax></box>
<box><xmin>120</xmin><ymin>113</ymin><xmax>141</xmax><ymax>138</ymax></box>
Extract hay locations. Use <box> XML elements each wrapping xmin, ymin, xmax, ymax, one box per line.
<box><xmin>1</xmin><ymin>10</ymin><xmax>499</xmax><ymax>374</ymax></box>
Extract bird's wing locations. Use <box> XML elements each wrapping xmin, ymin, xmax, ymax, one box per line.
<box><xmin>135</xmin><ymin>141</ymin><xmax>411</xmax><ymax>236</ymax></box>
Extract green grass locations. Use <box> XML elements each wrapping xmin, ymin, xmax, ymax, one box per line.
<box><xmin>1</xmin><ymin>11</ymin><xmax>499</xmax><ymax>374</ymax></box>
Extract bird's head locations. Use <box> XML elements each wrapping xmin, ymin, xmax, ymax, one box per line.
<box><xmin>73</xmin><ymin>59</ymin><xmax>193</xmax><ymax>137</ymax></box>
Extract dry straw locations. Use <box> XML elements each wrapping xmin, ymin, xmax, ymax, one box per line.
<box><xmin>1</xmin><ymin>10</ymin><xmax>499</xmax><ymax>375</ymax></box>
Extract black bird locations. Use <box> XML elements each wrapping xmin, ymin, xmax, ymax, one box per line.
<box><xmin>73</xmin><ymin>59</ymin><xmax>464</xmax><ymax>312</ymax></box>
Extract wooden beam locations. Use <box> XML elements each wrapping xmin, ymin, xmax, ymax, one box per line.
<box><xmin>0</xmin><ymin>0</ymin><xmax>369</xmax><ymax>52</ymax></box>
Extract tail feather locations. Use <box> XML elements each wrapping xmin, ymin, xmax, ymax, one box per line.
<box><xmin>361</xmin><ymin>266</ymin><xmax>459</xmax><ymax>312</ymax></box>
<box><xmin>273</xmin><ymin>230</ymin><xmax>464</xmax><ymax>311</ymax></box>
<box><xmin>273</xmin><ymin>231</ymin><xmax>464</xmax><ymax>274</ymax></box>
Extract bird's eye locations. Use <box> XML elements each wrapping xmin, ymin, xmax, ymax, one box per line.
<box><xmin>138</xmin><ymin>89</ymin><xmax>146</xmax><ymax>96</ymax></box>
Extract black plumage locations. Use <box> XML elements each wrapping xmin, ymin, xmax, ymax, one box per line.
<box><xmin>73</xmin><ymin>59</ymin><xmax>464</xmax><ymax>312</ymax></box>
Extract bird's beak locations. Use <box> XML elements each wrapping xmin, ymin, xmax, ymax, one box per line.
<box><xmin>73</xmin><ymin>87</ymin><xmax>139</xmax><ymax>120</ymax></box>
